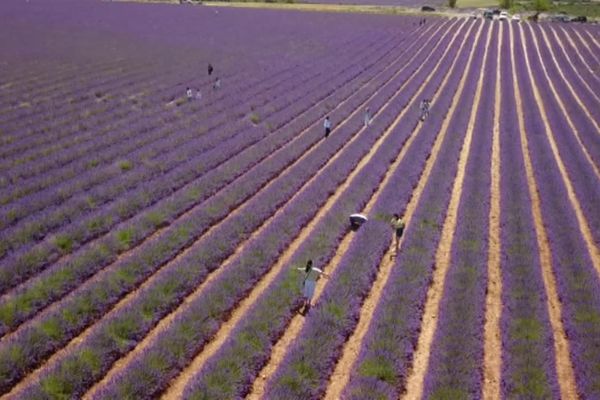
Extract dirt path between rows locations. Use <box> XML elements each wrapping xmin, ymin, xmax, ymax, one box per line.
<box><xmin>526</xmin><ymin>24</ymin><xmax>600</xmax><ymax>180</ymax></box>
<box><xmin>5</xmin><ymin>28</ymin><xmax>413</xmax><ymax>400</ymax></box>
<box><xmin>510</xmin><ymin>22</ymin><xmax>579</xmax><ymax>400</ymax></box>
<box><xmin>482</xmin><ymin>22</ymin><xmax>503</xmax><ymax>400</ymax></box>
<box><xmin>323</xmin><ymin>20</ymin><xmax>476</xmax><ymax>400</ymax></box>
<box><xmin>159</xmin><ymin>20</ymin><xmax>455</xmax><ymax>400</ymax></box>
<box><xmin>562</xmin><ymin>26</ymin><xmax>600</xmax><ymax>74</ymax></box>
<box><xmin>519</xmin><ymin>23</ymin><xmax>600</xmax><ymax>283</ymax></box>
<box><xmin>84</xmin><ymin>21</ymin><xmax>444</xmax><ymax>400</ymax></box>
<box><xmin>400</xmin><ymin>20</ymin><xmax>489</xmax><ymax>400</ymax></box>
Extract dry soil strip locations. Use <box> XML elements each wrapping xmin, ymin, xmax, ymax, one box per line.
<box><xmin>2</xmin><ymin>20</ymin><xmax>435</xmax><ymax>348</ymax></box>
<box><xmin>482</xmin><ymin>21</ymin><xmax>503</xmax><ymax>400</ymax></box>
<box><xmin>322</xmin><ymin>19</ymin><xmax>481</xmax><ymax>400</ymax></box>
<box><xmin>509</xmin><ymin>22</ymin><xmax>579</xmax><ymax>400</ymax></box>
<box><xmin>400</xmin><ymin>20</ymin><xmax>490</xmax><ymax>400</ymax></box>
<box><xmin>544</xmin><ymin>26</ymin><xmax>600</xmax><ymax>104</ymax></box>
<box><xmin>248</xmin><ymin>19</ymin><xmax>471</xmax><ymax>400</ymax></box>
<box><xmin>582</xmin><ymin>29</ymin><xmax>600</xmax><ymax>53</ymax></box>
<box><xmin>5</xmin><ymin>25</ymin><xmax>435</xmax><ymax>399</ymax></box>
<box><xmin>518</xmin><ymin>23</ymin><xmax>600</xmax><ymax>281</ymax></box>
<box><xmin>560</xmin><ymin>26</ymin><xmax>600</xmax><ymax>74</ymax></box>
<box><xmin>82</xmin><ymin>21</ymin><xmax>450</xmax><ymax>400</ymax></box>
<box><xmin>159</xmin><ymin>20</ymin><xmax>464</xmax><ymax>400</ymax></box>
<box><xmin>527</xmin><ymin>24</ymin><xmax>600</xmax><ymax>173</ymax></box>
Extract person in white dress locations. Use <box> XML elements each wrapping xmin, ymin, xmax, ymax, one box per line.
<box><xmin>297</xmin><ymin>260</ymin><xmax>328</xmax><ymax>314</ymax></box>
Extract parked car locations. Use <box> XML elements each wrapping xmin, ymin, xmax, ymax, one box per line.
<box><xmin>511</xmin><ymin>14</ymin><xmax>521</xmax><ymax>21</ymax></box>
<box><xmin>483</xmin><ymin>10</ymin><xmax>494</xmax><ymax>19</ymax></box>
<box><xmin>499</xmin><ymin>11</ymin><xmax>509</xmax><ymax>21</ymax></box>
<box><xmin>570</xmin><ymin>16</ymin><xmax>587</xmax><ymax>23</ymax></box>
<box><xmin>421</xmin><ymin>5</ymin><xmax>436</xmax><ymax>12</ymax></box>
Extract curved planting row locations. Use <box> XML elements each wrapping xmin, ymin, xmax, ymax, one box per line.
<box><xmin>498</xmin><ymin>24</ymin><xmax>560</xmax><ymax>398</ymax></box>
<box><xmin>261</xmin><ymin>19</ymin><xmax>483</xmax><ymax>400</ymax></box>
<box><xmin>421</xmin><ymin>23</ymin><xmax>496</xmax><ymax>399</ymax></box>
<box><xmin>0</xmin><ymin>19</ymin><xmax>436</xmax><ymax>396</ymax></box>
<box><xmin>82</xmin><ymin>20</ymin><xmax>460</xmax><ymax>398</ymax></box>
<box><xmin>339</xmin><ymin>20</ymin><xmax>485</xmax><ymax>400</ymax></box>
<box><xmin>0</xmin><ymin>30</ymin><xmax>395</xmax><ymax>278</ymax></box>
<box><xmin>0</xmin><ymin>22</ymin><xmax>426</xmax><ymax>325</ymax></box>
<box><xmin>8</xmin><ymin>28</ymin><xmax>429</xmax><ymax>397</ymax></box>
<box><xmin>514</xmin><ymin>23</ymin><xmax>600</xmax><ymax>399</ymax></box>
<box><xmin>178</xmin><ymin>18</ymin><xmax>468</xmax><ymax>400</ymax></box>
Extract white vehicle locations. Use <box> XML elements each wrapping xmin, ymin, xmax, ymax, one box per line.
<box><xmin>511</xmin><ymin>14</ymin><xmax>521</xmax><ymax>21</ymax></box>
<box><xmin>498</xmin><ymin>11</ymin><xmax>509</xmax><ymax>21</ymax></box>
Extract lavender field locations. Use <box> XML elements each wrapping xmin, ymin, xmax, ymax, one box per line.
<box><xmin>0</xmin><ymin>0</ymin><xmax>599</xmax><ymax>399</ymax></box>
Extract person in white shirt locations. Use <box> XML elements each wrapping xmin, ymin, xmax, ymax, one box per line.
<box><xmin>186</xmin><ymin>87</ymin><xmax>193</xmax><ymax>100</ymax></box>
<box><xmin>213</xmin><ymin>77</ymin><xmax>221</xmax><ymax>90</ymax></box>
<box><xmin>195</xmin><ymin>89</ymin><xmax>202</xmax><ymax>100</ymax></box>
<box><xmin>364</xmin><ymin>107</ymin><xmax>372</xmax><ymax>127</ymax></box>
<box><xmin>297</xmin><ymin>260</ymin><xmax>328</xmax><ymax>315</ymax></box>
<box><xmin>324</xmin><ymin>116</ymin><xmax>332</xmax><ymax>138</ymax></box>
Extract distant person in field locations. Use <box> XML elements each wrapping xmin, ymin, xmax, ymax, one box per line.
<box><xmin>297</xmin><ymin>259</ymin><xmax>328</xmax><ymax>315</ymax></box>
<box><xmin>364</xmin><ymin>107</ymin><xmax>372</xmax><ymax>127</ymax></box>
<box><xmin>208</xmin><ymin>63</ymin><xmax>214</xmax><ymax>76</ymax></box>
<box><xmin>186</xmin><ymin>87</ymin><xmax>193</xmax><ymax>100</ymax></box>
<box><xmin>195</xmin><ymin>89</ymin><xmax>202</xmax><ymax>100</ymax></box>
<box><xmin>213</xmin><ymin>77</ymin><xmax>221</xmax><ymax>90</ymax></box>
<box><xmin>390</xmin><ymin>213</ymin><xmax>405</xmax><ymax>257</ymax></box>
<box><xmin>324</xmin><ymin>116</ymin><xmax>332</xmax><ymax>138</ymax></box>
<box><xmin>420</xmin><ymin>98</ymin><xmax>430</xmax><ymax>121</ymax></box>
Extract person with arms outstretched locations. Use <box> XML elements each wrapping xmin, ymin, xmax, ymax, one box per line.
<box><xmin>297</xmin><ymin>260</ymin><xmax>328</xmax><ymax>315</ymax></box>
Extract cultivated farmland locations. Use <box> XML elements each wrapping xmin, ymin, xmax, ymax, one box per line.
<box><xmin>0</xmin><ymin>1</ymin><xmax>598</xmax><ymax>399</ymax></box>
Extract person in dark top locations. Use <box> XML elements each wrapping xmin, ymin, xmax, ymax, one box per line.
<box><xmin>390</xmin><ymin>213</ymin><xmax>405</xmax><ymax>258</ymax></box>
<box><xmin>208</xmin><ymin>63</ymin><xmax>214</xmax><ymax>76</ymax></box>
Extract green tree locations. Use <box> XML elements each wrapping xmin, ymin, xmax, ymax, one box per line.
<box><xmin>533</xmin><ymin>0</ymin><xmax>551</xmax><ymax>11</ymax></box>
<box><xmin>449</xmin><ymin>0</ymin><xmax>457</xmax><ymax>8</ymax></box>
<box><xmin>499</xmin><ymin>0</ymin><xmax>512</xmax><ymax>9</ymax></box>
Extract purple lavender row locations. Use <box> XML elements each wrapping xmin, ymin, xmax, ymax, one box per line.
<box><xmin>521</xmin><ymin>25</ymin><xmax>600</xmax><ymax>245</ymax></box>
<box><xmin>514</xmin><ymin>27</ymin><xmax>600</xmax><ymax>399</ymax></box>
<box><xmin>87</xmin><ymin>28</ymin><xmax>450</xmax><ymax>396</ymax></box>
<box><xmin>0</xmin><ymin>29</ymin><xmax>401</xmax><ymax>292</ymax></box>
<box><xmin>549</xmin><ymin>25</ymin><xmax>600</xmax><ymax>88</ymax></box>
<box><xmin>498</xmin><ymin>25</ymin><xmax>560</xmax><ymax>398</ymax></box>
<box><xmin>179</xmin><ymin>21</ymin><xmax>464</xmax><ymax>400</ymax></box>
<box><xmin>421</xmin><ymin>23</ymin><xmax>497</xmax><ymax>399</ymax></box>
<box><xmin>0</xmin><ymin>59</ymin><xmax>148</xmax><ymax>126</ymax></box>
<box><xmin>533</xmin><ymin>25</ymin><xmax>600</xmax><ymax>125</ymax></box>
<box><xmin>0</xmin><ymin>60</ymin><xmax>179</xmax><ymax>159</ymax></box>
<box><xmin>263</xmin><ymin>21</ymin><xmax>479</xmax><ymax>400</ymax></box>
<box><xmin>16</xmin><ymin>42</ymin><xmax>420</xmax><ymax>398</ymax></box>
<box><xmin>341</xmin><ymin>22</ymin><xmax>485</xmax><ymax>400</ymax></box>
<box><xmin>0</xmin><ymin>22</ymin><xmax>431</xmax><ymax>393</ymax></box>
<box><xmin>0</xmin><ymin>29</ymin><xmax>379</xmax><ymax>210</ymax></box>
<box><xmin>561</xmin><ymin>24</ymin><xmax>600</xmax><ymax>70</ymax></box>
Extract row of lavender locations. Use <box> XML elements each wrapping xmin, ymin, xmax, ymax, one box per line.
<box><xmin>0</xmin><ymin>19</ymin><xmax>433</xmax><ymax>396</ymax></box>
<box><xmin>0</xmin><ymin>29</ymin><xmax>397</xmax><ymax>284</ymax></box>
<box><xmin>0</xmin><ymin>22</ymin><xmax>417</xmax><ymax>337</ymax></box>
<box><xmin>180</xmin><ymin>18</ymin><xmax>468</xmax><ymax>400</ymax></box>
<box><xmin>13</xmin><ymin>20</ymin><xmax>446</xmax><ymax>397</ymax></box>
<box><xmin>514</xmin><ymin>23</ymin><xmax>600</xmax><ymax>399</ymax></box>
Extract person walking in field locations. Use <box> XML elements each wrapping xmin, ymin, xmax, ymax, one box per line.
<box><xmin>363</xmin><ymin>107</ymin><xmax>372</xmax><ymax>127</ymax></box>
<box><xmin>195</xmin><ymin>89</ymin><xmax>202</xmax><ymax>100</ymax></box>
<box><xmin>208</xmin><ymin>63</ymin><xmax>214</xmax><ymax>76</ymax></box>
<box><xmin>324</xmin><ymin>116</ymin><xmax>332</xmax><ymax>138</ymax></box>
<box><xmin>297</xmin><ymin>260</ymin><xmax>329</xmax><ymax>315</ymax></box>
<box><xmin>186</xmin><ymin>87</ymin><xmax>193</xmax><ymax>100</ymax></box>
<box><xmin>420</xmin><ymin>98</ymin><xmax>430</xmax><ymax>121</ymax></box>
<box><xmin>390</xmin><ymin>213</ymin><xmax>405</xmax><ymax>258</ymax></box>
<box><xmin>213</xmin><ymin>77</ymin><xmax>221</xmax><ymax>90</ymax></box>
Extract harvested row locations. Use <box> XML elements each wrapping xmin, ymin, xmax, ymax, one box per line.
<box><xmin>179</xmin><ymin>17</ymin><xmax>469</xmax><ymax>400</ymax></box>
<box><xmin>0</xmin><ymin>19</ymin><xmax>441</xmax><ymax>398</ymax></box>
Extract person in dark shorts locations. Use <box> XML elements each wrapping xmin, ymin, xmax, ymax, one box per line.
<box><xmin>390</xmin><ymin>213</ymin><xmax>405</xmax><ymax>257</ymax></box>
<box><xmin>324</xmin><ymin>116</ymin><xmax>332</xmax><ymax>138</ymax></box>
<box><xmin>208</xmin><ymin>63</ymin><xmax>214</xmax><ymax>76</ymax></box>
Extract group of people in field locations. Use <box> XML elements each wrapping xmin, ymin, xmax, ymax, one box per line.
<box><xmin>185</xmin><ymin>63</ymin><xmax>221</xmax><ymax>101</ymax></box>
<box><xmin>322</xmin><ymin>98</ymin><xmax>431</xmax><ymax>139</ymax></box>
<box><xmin>297</xmin><ymin>213</ymin><xmax>405</xmax><ymax>315</ymax></box>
